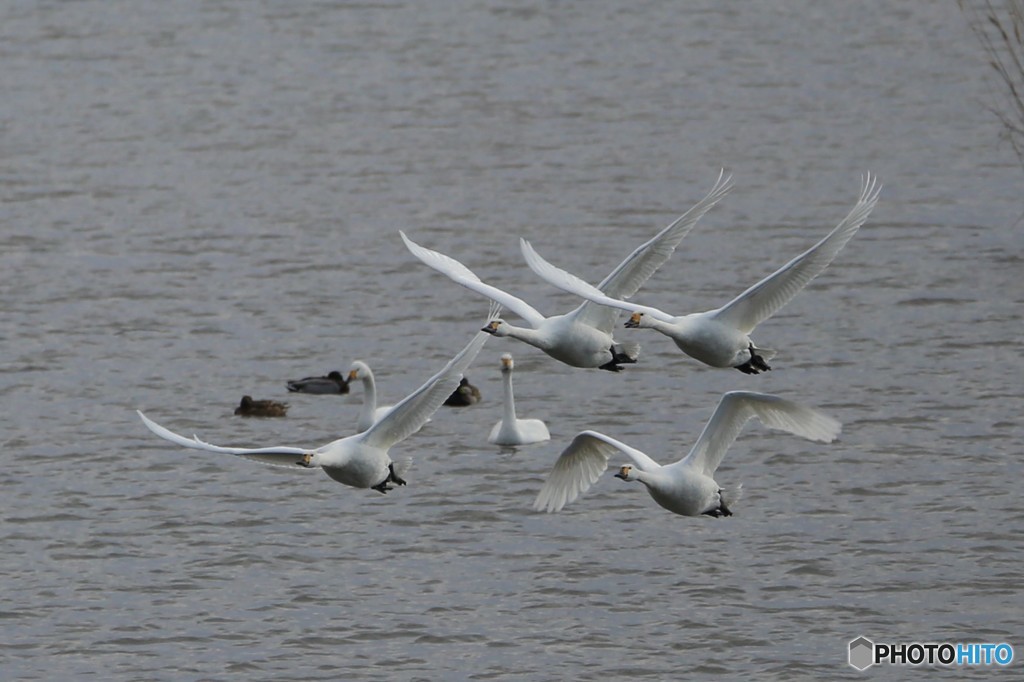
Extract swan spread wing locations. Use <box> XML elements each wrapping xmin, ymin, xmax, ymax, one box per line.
<box><xmin>680</xmin><ymin>391</ymin><xmax>841</xmax><ymax>478</ymax></box>
<box><xmin>713</xmin><ymin>173</ymin><xmax>881</xmax><ymax>334</ymax></box>
<box><xmin>137</xmin><ymin>410</ymin><xmax>309</xmax><ymax>467</ymax></box>
<box><xmin>521</xmin><ymin>172</ymin><xmax>731</xmax><ymax>332</ymax></box>
<box><xmin>360</xmin><ymin>330</ymin><xmax>490</xmax><ymax>450</ymax></box>
<box><xmin>533</xmin><ymin>430</ymin><xmax>661</xmax><ymax>512</ymax></box>
<box><xmin>400</xmin><ymin>231</ymin><xmax>547</xmax><ymax>329</ymax></box>
<box><xmin>596</xmin><ymin>170</ymin><xmax>733</xmax><ymax>299</ymax></box>
<box><xmin>520</xmin><ymin>238</ymin><xmax>675</xmax><ymax>324</ymax></box>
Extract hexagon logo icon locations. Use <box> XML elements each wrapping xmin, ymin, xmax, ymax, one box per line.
<box><xmin>849</xmin><ymin>636</ymin><xmax>875</xmax><ymax>670</ymax></box>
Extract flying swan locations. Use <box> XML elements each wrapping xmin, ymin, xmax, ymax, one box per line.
<box><xmin>520</xmin><ymin>173</ymin><xmax>881</xmax><ymax>373</ymax></box>
<box><xmin>399</xmin><ymin>171</ymin><xmax>733</xmax><ymax>371</ymax></box>
<box><xmin>488</xmin><ymin>353</ymin><xmax>550</xmax><ymax>446</ymax></box>
<box><xmin>137</xmin><ymin>315</ymin><xmax>495</xmax><ymax>494</ymax></box>
<box><xmin>533</xmin><ymin>391</ymin><xmax>841</xmax><ymax>516</ymax></box>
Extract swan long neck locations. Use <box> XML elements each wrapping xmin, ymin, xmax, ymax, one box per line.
<box><xmin>501</xmin><ymin>368</ymin><xmax>518</xmax><ymax>423</ymax></box>
<box><xmin>642</xmin><ymin>315</ymin><xmax>678</xmax><ymax>335</ymax></box>
<box><xmin>502</xmin><ymin>323</ymin><xmax>547</xmax><ymax>350</ymax></box>
<box><xmin>358</xmin><ymin>374</ymin><xmax>377</xmax><ymax>422</ymax></box>
<box><xmin>634</xmin><ymin>469</ymin><xmax>655</xmax><ymax>486</ymax></box>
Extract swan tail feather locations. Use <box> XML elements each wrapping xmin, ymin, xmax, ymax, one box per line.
<box><xmin>614</xmin><ymin>341</ymin><xmax>641</xmax><ymax>362</ymax></box>
<box><xmin>721</xmin><ymin>483</ymin><xmax>743</xmax><ymax>512</ymax></box>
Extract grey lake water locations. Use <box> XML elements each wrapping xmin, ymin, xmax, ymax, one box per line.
<box><xmin>2</xmin><ymin>1</ymin><xmax>1022</xmax><ymax>680</ymax></box>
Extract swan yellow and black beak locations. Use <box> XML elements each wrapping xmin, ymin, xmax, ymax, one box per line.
<box><xmin>613</xmin><ymin>464</ymin><xmax>632</xmax><ymax>480</ymax></box>
<box><xmin>481</xmin><ymin>320</ymin><xmax>500</xmax><ymax>335</ymax></box>
<box><xmin>296</xmin><ymin>453</ymin><xmax>314</xmax><ymax>468</ymax></box>
<box><xmin>624</xmin><ymin>312</ymin><xmax>644</xmax><ymax>329</ymax></box>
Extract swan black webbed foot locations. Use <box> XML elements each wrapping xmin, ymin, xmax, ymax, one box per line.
<box><xmin>702</xmin><ymin>506</ymin><xmax>733</xmax><ymax>518</ymax></box>
<box><xmin>599</xmin><ymin>345</ymin><xmax>637</xmax><ymax>372</ymax></box>
<box><xmin>388</xmin><ymin>462</ymin><xmax>407</xmax><ymax>487</ymax></box>
<box><xmin>372</xmin><ymin>465</ymin><xmax>406</xmax><ymax>494</ymax></box>
<box><xmin>734</xmin><ymin>344</ymin><xmax>771</xmax><ymax>375</ymax></box>
<box><xmin>702</xmin><ymin>489</ymin><xmax>734</xmax><ymax>517</ymax></box>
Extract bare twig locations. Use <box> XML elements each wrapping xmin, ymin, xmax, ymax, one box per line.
<box><xmin>960</xmin><ymin>0</ymin><xmax>1024</xmax><ymax>167</ymax></box>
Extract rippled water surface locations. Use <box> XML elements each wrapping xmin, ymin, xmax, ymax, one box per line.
<box><xmin>2</xmin><ymin>2</ymin><xmax>1022</xmax><ymax>680</ymax></box>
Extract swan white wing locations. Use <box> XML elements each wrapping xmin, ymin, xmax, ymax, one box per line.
<box><xmin>679</xmin><ymin>392</ymin><xmax>841</xmax><ymax>478</ymax></box>
<box><xmin>360</xmin><ymin>330</ymin><xmax>490</xmax><ymax>450</ymax></box>
<box><xmin>137</xmin><ymin>410</ymin><xmax>309</xmax><ymax>467</ymax></box>
<box><xmin>596</xmin><ymin>170</ymin><xmax>733</xmax><ymax>298</ymax></box>
<box><xmin>713</xmin><ymin>174</ymin><xmax>881</xmax><ymax>334</ymax></box>
<box><xmin>533</xmin><ymin>430</ymin><xmax>662</xmax><ymax>513</ymax></box>
<box><xmin>521</xmin><ymin>172</ymin><xmax>730</xmax><ymax>332</ymax></box>
<box><xmin>520</xmin><ymin>238</ymin><xmax>676</xmax><ymax>324</ymax></box>
<box><xmin>400</xmin><ymin>231</ymin><xmax>546</xmax><ymax>329</ymax></box>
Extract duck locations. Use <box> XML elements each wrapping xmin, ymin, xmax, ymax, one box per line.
<box><xmin>533</xmin><ymin>391</ymin><xmax>841</xmax><ymax>516</ymax></box>
<box><xmin>444</xmin><ymin>377</ymin><xmax>481</xmax><ymax>406</ymax></box>
<box><xmin>234</xmin><ymin>395</ymin><xmax>288</xmax><ymax>417</ymax></box>
<box><xmin>399</xmin><ymin>171</ymin><xmax>732</xmax><ymax>371</ymax></box>
<box><xmin>347</xmin><ymin>361</ymin><xmax>396</xmax><ymax>432</ymax></box>
<box><xmin>520</xmin><ymin>174</ymin><xmax>881</xmax><ymax>374</ymax></box>
<box><xmin>286</xmin><ymin>371</ymin><xmax>349</xmax><ymax>394</ymax></box>
<box><xmin>138</xmin><ymin>326</ymin><xmax>492</xmax><ymax>494</ymax></box>
<box><xmin>488</xmin><ymin>354</ymin><xmax>550</xmax><ymax>446</ymax></box>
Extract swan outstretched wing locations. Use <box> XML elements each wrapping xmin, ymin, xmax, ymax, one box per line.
<box><xmin>679</xmin><ymin>392</ymin><xmax>841</xmax><ymax>478</ymax></box>
<box><xmin>533</xmin><ymin>430</ymin><xmax>661</xmax><ymax>513</ymax></box>
<box><xmin>521</xmin><ymin>172</ymin><xmax>731</xmax><ymax>332</ymax></box>
<box><xmin>596</xmin><ymin>170</ymin><xmax>733</xmax><ymax>299</ymax></box>
<box><xmin>360</xmin><ymin>330</ymin><xmax>491</xmax><ymax>450</ymax></box>
<box><xmin>401</xmin><ymin>231</ymin><xmax>546</xmax><ymax>329</ymax></box>
<box><xmin>520</xmin><ymin>238</ymin><xmax>676</xmax><ymax>324</ymax></box>
<box><xmin>713</xmin><ymin>174</ymin><xmax>881</xmax><ymax>334</ymax></box>
<box><xmin>137</xmin><ymin>410</ymin><xmax>309</xmax><ymax>467</ymax></box>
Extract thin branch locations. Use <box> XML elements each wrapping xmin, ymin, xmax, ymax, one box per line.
<box><xmin>960</xmin><ymin>0</ymin><xmax>1024</xmax><ymax>168</ymax></box>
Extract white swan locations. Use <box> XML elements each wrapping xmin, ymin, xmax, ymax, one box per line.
<box><xmin>137</xmin><ymin>328</ymin><xmax>491</xmax><ymax>493</ymax></box>
<box><xmin>533</xmin><ymin>391</ymin><xmax>841</xmax><ymax>516</ymax></box>
<box><xmin>347</xmin><ymin>361</ymin><xmax>396</xmax><ymax>432</ymax></box>
<box><xmin>488</xmin><ymin>354</ymin><xmax>550</xmax><ymax>446</ymax></box>
<box><xmin>521</xmin><ymin>174</ymin><xmax>881</xmax><ymax>373</ymax></box>
<box><xmin>400</xmin><ymin>171</ymin><xmax>733</xmax><ymax>371</ymax></box>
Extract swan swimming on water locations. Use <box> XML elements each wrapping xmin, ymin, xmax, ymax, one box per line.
<box><xmin>400</xmin><ymin>171</ymin><xmax>733</xmax><ymax>371</ymax></box>
<box><xmin>488</xmin><ymin>354</ymin><xmax>550</xmax><ymax>446</ymax></box>
<box><xmin>521</xmin><ymin>173</ymin><xmax>881</xmax><ymax>373</ymax></box>
<box><xmin>138</xmin><ymin>320</ymin><xmax>494</xmax><ymax>494</ymax></box>
<box><xmin>533</xmin><ymin>391</ymin><xmax>841</xmax><ymax>517</ymax></box>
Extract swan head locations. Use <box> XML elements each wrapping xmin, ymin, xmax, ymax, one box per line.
<box><xmin>500</xmin><ymin>353</ymin><xmax>514</xmax><ymax>372</ymax></box>
<box><xmin>296</xmin><ymin>452</ymin><xmax>316</xmax><ymax>468</ymax></box>
<box><xmin>482</xmin><ymin>319</ymin><xmax>510</xmax><ymax>337</ymax></box>
<box><xmin>624</xmin><ymin>312</ymin><xmax>645</xmax><ymax>329</ymax></box>
<box><xmin>347</xmin><ymin>361</ymin><xmax>370</xmax><ymax>382</ymax></box>
<box><xmin>614</xmin><ymin>464</ymin><xmax>639</xmax><ymax>481</ymax></box>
